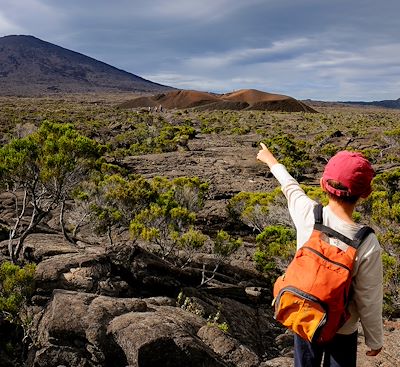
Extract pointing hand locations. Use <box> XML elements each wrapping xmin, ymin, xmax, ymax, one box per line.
<box><xmin>257</xmin><ymin>143</ymin><xmax>278</xmax><ymax>168</ymax></box>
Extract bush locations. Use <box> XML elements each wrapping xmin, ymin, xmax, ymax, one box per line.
<box><xmin>254</xmin><ymin>225</ymin><xmax>296</xmax><ymax>273</ymax></box>
<box><xmin>178</xmin><ymin>228</ymin><xmax>208</xmax><ymax>266</ymax></box>
<box><xmin>228</xmin><ymin>189</ymin><xmax>292</xmax><ymax>232</ymax></box>
<box><xmin>381</xmin><ymin>252</ymin><xmax>399</xmax><ymax>317</ymax></box>
<box><xmin>77</xmin><ymin>173</ymin><xmax>157</xmax><ymax>244</ymax></box>
<box><xmin>361</xmin><ymin>168</ymin><xmax>400</xmax><ymax>316</ymax></box>
<box><xmin>130</xmin><ymin>176</ymin><xmax>209</xmax><ymax>261</ymax></box>
<box><xmin>0</xmin><ymin>261</ymin><xmax>36</xmax><ymax>325</ymax></box>
<box><xmin>260</xmin><ymin>135</ymin><xmax>312</xmax><ymax>179</ymax></box>
<box><xmin>300</xmin><ymin>185</ymin><xmax>328</xmax><ymax>205</ymax></box>
<box><xmin>0</xmin><ymin>121</ymin><xmax>103</xmax><ymax>260</ymax></box>
<box><xmin>213</xmin><ymin>230</ymin><xmax>242</xmax><ymax>259</ymax></box>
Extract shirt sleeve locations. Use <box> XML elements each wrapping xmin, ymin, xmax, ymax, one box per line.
<box><xmin>270</xmin><ymin>164</ymin><xmax>316</xmax><ymax>248</ymax></box>
<box><xmin>352</xmin><ymin>239</ymin><xmax>384</xmax><ymax>350</ymax></box>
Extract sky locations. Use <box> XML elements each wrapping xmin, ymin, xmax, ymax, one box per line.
<box><xmin>0</xmin><ymin>0</ymin><xmax>399</xmax><ymax>101</ymax></box>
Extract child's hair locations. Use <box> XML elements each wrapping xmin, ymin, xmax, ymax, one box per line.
<box><xmin>325</xmin><ymin>180</ymin><xmax>359</xmax><ymax>204</ymax></box>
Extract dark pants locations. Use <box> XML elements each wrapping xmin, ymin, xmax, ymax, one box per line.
<box><xmin>294</xmin><ymin>331</ymin><xmax>358</xmax><ymax>367</ymax></box>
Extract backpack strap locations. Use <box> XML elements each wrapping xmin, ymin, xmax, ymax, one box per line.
<box><xmin>352</xmin><ymin>226</ymin><xmax>375</xmax><ymax>249</ymax></box>
<box><xmin>313</xmin><ymin>204</ymin><xmax>374</xmax><ymax>250</ymax></box>
<box><xmin>314</xmin><ymin>203</ymin><xmax>323</xmax><ymax>224</ymax></box>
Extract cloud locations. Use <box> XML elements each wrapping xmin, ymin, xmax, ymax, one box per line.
<box><xmin>145</xmin><ymin>0</ymin><xmax>253</xmax><ymax>21</ymax></box>
<box><xmin>0</xmin><ymin>0</ymin><xmax>399</xmax><ymax>100</ymax></box>
<box><xmin>0</xmin><ymin>12</ymin><xmax>22</xmax><ymax>34</ymax></box>
<box><xmin>143</xmin><ymin>72</ymin><xmax>225</xmax><ymax>92</ymax></box>
<box><xmin>183</xmin><ymin>38</ymin><xmax>314</xmax><ymax>69</ymax></box>
<box><xmin>145</xmin><ymin>36</ymin><xmax>400</xmax><ymax>101</ymax></box>
<box><xmin>0</xmin><ymin>0</ymin><xmax>65</xmax><ymax>37</ymax></box>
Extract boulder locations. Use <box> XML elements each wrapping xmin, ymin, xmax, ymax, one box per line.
<box><xmin>34</xmin><ymin>251</ymin><xmax>110</xmax><ymax>298</ymax></box>
<box><xmin>32</xmin><ymin>287</ymin><xmax>281</xmax><ymax>367</ymax></box>
<box><xmin>108</xmin><ymin>305</ymin><xmax>228</xmax><ymax>367</ymax></box>
<box><xmin>259</xmin><ymin>357</ymin><xmax>294</xmax><ymax>367</ymax></box>
<box><xmin>32</xmin><ymin>289</ymin><xmax>147</xmax><ymax>367</ymax></box>
<box><xmin>23</xmin><ymin>233</ymin><xmax>79</xmax><ymax>261</ymax></box>
<box><xmin>198</xmin><ymin>324</ymin><xmax>260</xmax><ymax>367</ymax></box>
<box><xmin>179</xmin><ymin>287</ymin><xmax>279</xmax><ymax>357</ymax></box>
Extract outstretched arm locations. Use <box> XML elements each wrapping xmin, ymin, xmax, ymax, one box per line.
<box><xmin>256</xmin><ymin>142</ymin><xmax>279</xmax><ymax>169</ymax></box>
<box><xmin>256</xmin><ymin>142</ymin><xmax>316</xmax><ymax>248</ymax></box>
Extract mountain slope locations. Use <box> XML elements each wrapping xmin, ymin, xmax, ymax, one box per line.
<box><xmin>343</xmin><ymin>98</ymin><xmax>400</xmax><ymax>109</ymax></box>
<box><xmin>0</xmin><ymin>35</ymin><xmax>173</xmax><ymax>96</ymax></box>
<box><xmin>119</xmin><ymin>89</ymin><xmax>317</xmax><ymax>112</ymax></box>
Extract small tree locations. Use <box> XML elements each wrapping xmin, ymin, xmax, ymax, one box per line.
<box><xmin>200</xmin><ymin>230</ymin><xmax>242</xmax><ymax>286</ymax></box>
<box><xmin>130</xmin><ymin>203</ymin><xmax>196</xmax><ymax>258</ymax></box>
<box><xmin>0</xmin><ymin>121</ymin><xmax>103</xmax><ymax>261</ymax></box>
<box><xmin>0</xmin><ymin>261</ymin><xmax>35</xmax><ymax>323</ymax></box>
<box><xmin>130</xmin><ymin>176</ymin><xmax>209</xmax><ymax>261</ymax></box>
<box><xmin>83</xmin><ymin>173</ymin><xmax>157</xmax><ymax>245</ymax></box>
<box><xmin>228</xmin><ymin>189</ymin><xmax>292</xmax><ymax>232</ymax></box>
<box><xmin>178</xmin><ymin>228</ymin><xmax>208</xmax><ymax>268</ymax></box>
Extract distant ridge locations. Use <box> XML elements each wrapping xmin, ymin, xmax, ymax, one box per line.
<box><xmin>302</xmin><ymin>98</ymin><xmax>400</xmax><ymax>110</ymax></box>
<box><xmin>342</xmin><ymin>98</ymin><xmax>400</xmax><ymax>109</ymax></box>
<box><xmin>0</xmin><ymin>35</ymin><xmax>173</xmax><ymax>96</ymax></box>
<box><xmin>120</xmin><ymin>89</ymin><xmax>317</xmax><ymax>112</ymax></box>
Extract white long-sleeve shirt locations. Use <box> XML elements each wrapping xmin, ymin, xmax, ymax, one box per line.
<box><xmin>270</xmin><ymin>163</ymin><xmax>383</xmax><ymax>350</ymax></box>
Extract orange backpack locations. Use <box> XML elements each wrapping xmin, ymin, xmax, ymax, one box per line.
<box><xmin>272</xmin><ymin>204</ymin><xmax>374</xmax><ymax>344</ymax></box>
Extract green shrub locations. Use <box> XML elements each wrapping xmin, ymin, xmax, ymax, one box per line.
<box><xmin>130</xmin><ymin>176</ymin><xmax>209</xmax><ymax>260</ymax></box>
<box><xmin>320</xmin><ymin>143</ymin><xmax>340</xmax><ymax>158</ymax></box>
<box><xmin>260</xmin><ymin>135</ymin><xmax>312</xmax><ymax>179</ymax></box>
<box><xmin>231</xmin><ymin>126</ymin><xmax>251</xmax><ymax>135</ymax></box>
<box><xmin>254</xmin><ymin>225</ymin><xmax>296</xmax><ymax>272</ymax></box>
<box><xmin>213</xmin><ymin>230</ymin><xmax>242</xmax><ymax>259</ymax></box>
<box><xmin>0</xmin><ymin>121</ymin><xmax>103</xmax><ymax>259</ymax></box>
<box><xmin>178</xmin><ymin>228</ymin><xmax>208</xmax><ymax>266</ymax></box>
<box><xmin>79</xmin><ymin>173</ymin><xmax>157</xmax><ymax>244</ymax></box>
<box><xmin>358</xmin><ymin>148</ymin><xmax>381</xmax><ymax>164</ymax></box>
<box><xmin>109</xmin><ymin>121</ymin><xmax>196</xmax><ymax>157</ymax></box>
<box><xmin>207</xmin><ymin>311</ymin><xmax>229</xmax><ymax>333</ymax></box>
<box><xmin>227</xmin><ymin>189</ymin><xmax>289</xmax><ymax>232</ymax></box>
<box><xmin>361</xmin><ymin>168</ymin><xmax>400</xmax><ymax>316</ymax></box>
<box><xmin>0</xmin><ymin>261</ymin><xmax>36</xmax><ymax>325</ymax></box>
<box><xmin>381</xmin><ymin>252</ymin><xmax>399</xmax><ymax>317</ymax></box>
<box><xmin>301</xmin><ymin>185</ymin><xmax>328</xmax><ymax>205</ymax></box>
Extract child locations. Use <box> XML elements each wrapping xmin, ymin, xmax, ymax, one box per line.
<box><xmin>257</xmin><ymin>143</ymin><xmax>383</xmax><ymax>367</ymax></box>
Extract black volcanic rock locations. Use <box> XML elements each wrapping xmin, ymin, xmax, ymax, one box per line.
<box><xmin>0</xmin><ymin>35</ymin><xmax>173</xmax><ymax>96</ymax></box>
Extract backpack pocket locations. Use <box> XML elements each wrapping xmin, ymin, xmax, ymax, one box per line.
<box><xmin>273</xmin><ymin>286</ymin><xmax>327</xmax><ymax>343</ymax></box>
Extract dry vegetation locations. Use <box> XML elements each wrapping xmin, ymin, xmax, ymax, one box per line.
<box><xmin>0</xmin><ymin>93</ymin><xmax>399</xmax><ymax>365</ymax></box>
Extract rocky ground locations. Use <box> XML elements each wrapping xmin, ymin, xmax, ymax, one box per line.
<box><xmin>357</xmin><ymin>319</ymin><xmax>400</xmax><ymax>367</ymax></box>
<box><xmin>0</xmin><ymin>101</ymin><xmax>399</xmax><ymax>366</ymax></box>
<box><xmin>121</xmin><ymin>129</ymin><xmax>400</xmax><ymax>367</ymax></box>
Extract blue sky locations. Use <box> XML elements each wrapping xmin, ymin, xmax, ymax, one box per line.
<box><xmin>1</xmin><ymin>0</ymin><xmax>399</xmax><ymax>101</ymax></box>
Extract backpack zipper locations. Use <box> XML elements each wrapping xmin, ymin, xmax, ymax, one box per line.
<box><xmin>274</xmin><ymin>286</ymin><xmax>328</xmax><ymax>342</ymax></box>
<box><xmin>275</xmin><ymin>286</ymin><xmax>328</xmax><ymax>311</ymax></box>
<box><xmin>302</xmin><ymin>246</ymin><xmax>351</xmax><ymax>272</ymax></box>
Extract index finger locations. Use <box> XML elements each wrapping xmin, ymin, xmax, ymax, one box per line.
<box><xmin>260</xmin><ymin>142</ymin><xmax>267</xmax><ymax>150</ymax></box>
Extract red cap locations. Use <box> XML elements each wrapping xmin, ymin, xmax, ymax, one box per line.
<box><xmin>322</xmin><ymin>151</ymin><xmax>374</xmax><ymax>198</ymax></box>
